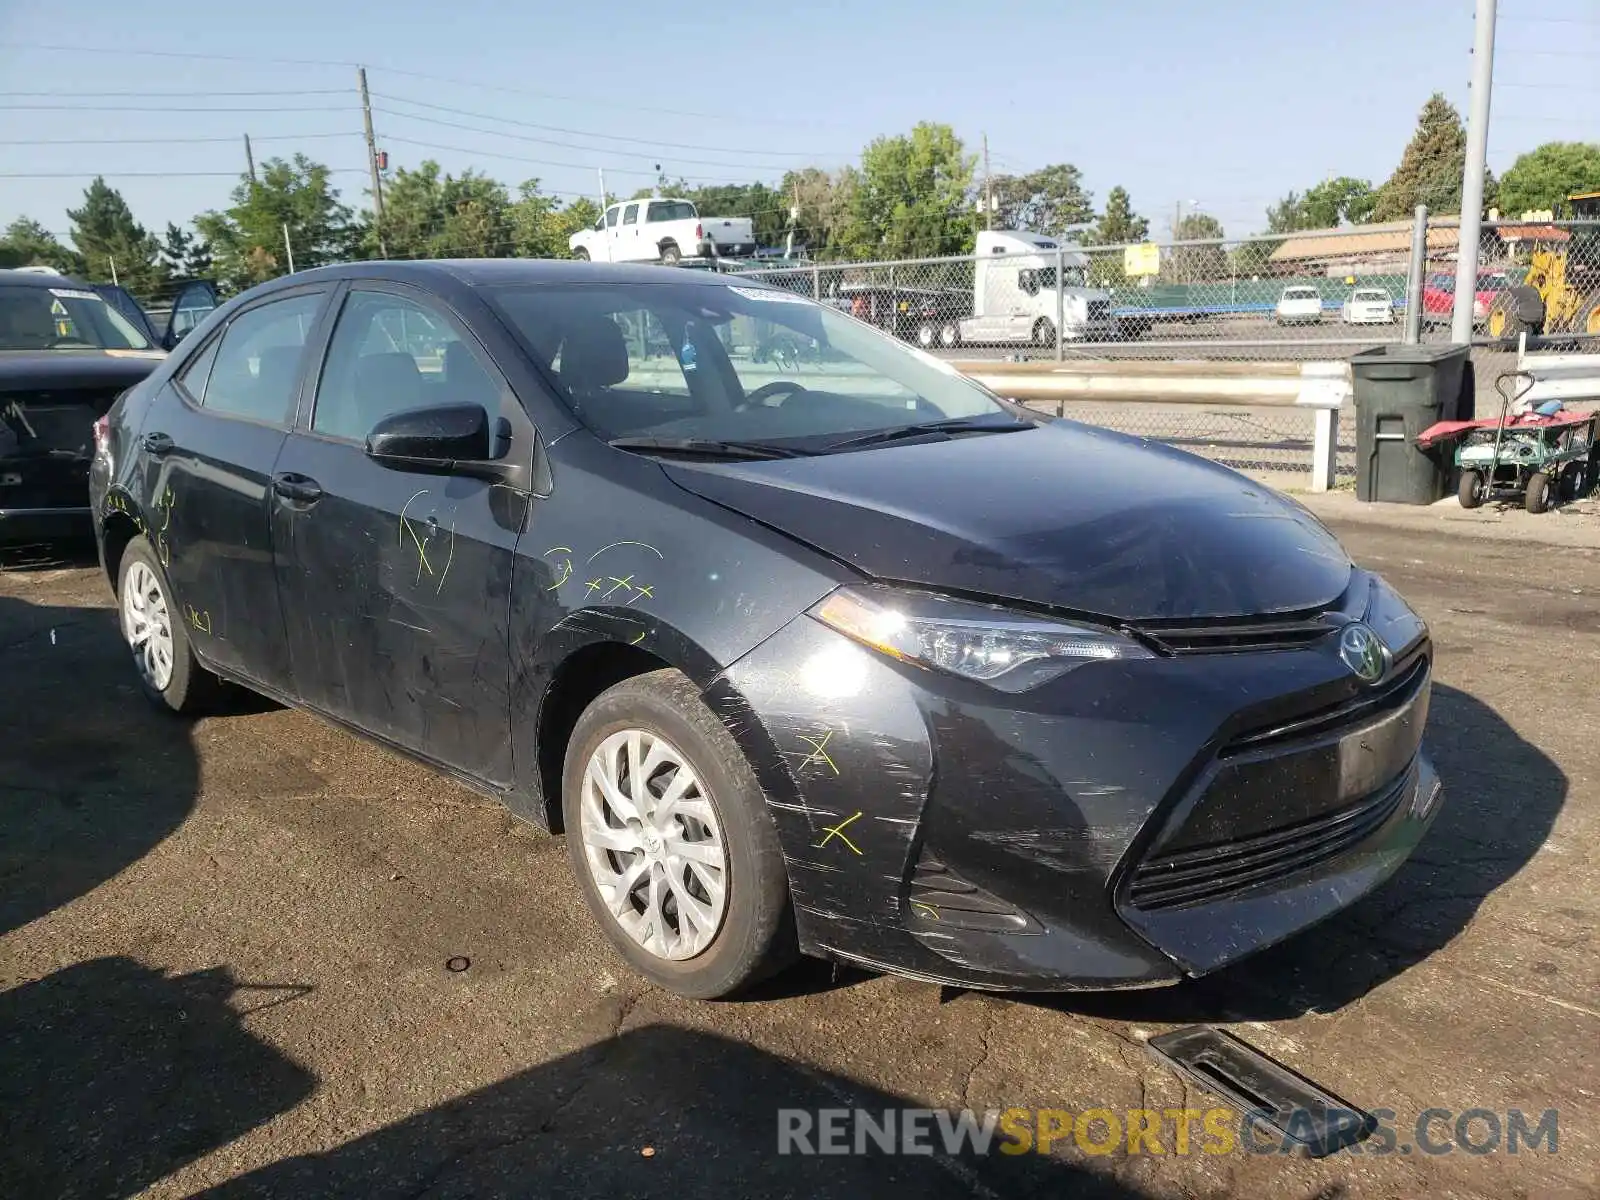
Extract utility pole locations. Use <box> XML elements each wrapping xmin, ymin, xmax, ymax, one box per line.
<box><xmin>983</xmin><ymin>133</ymin><xmax>993</xmax><ymax>231</ymax></box>
<box><xmin>786</xmin><ymin>177</ymin><xmax>800</xmax><ymax>259</ymax></box>
<box><xmin>243</xmin><ymin>133</ymin><xmax>257</xmax><ymax>185</ymax></box>
<box><xmin>358</xmin><ymin>67</ymin><xmax>388</xmax><ymax>258</ymax></box>
<box><xmin>282</xmin><ymin>223</ymin><xmax>295</xmax><ymax>274</ymax></box>
<box><xmin>1451</xmin><ymin>0</ymin><xmax>1497</xmax><ymax>344</ymax></box>
<box><xmin>597</xmin><ymin>167</ymin><xmax>607</xmax><ymax>212</ymax></box>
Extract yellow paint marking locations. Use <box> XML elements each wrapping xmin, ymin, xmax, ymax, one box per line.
<box><xmin>797</xmin><ymin>731</ymin><xmax>839</xmax><ymax>775</ymax></box>
<box><xmin>815</xmin><ymin>811</ymin><xmax>863</xmax><ymax>855</ymax></box>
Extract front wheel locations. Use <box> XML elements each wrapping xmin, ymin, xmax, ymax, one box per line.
<box><xmin>1032</xmin><ymin>318</ymin><xmax>1055</xmax><ymax>348</ymax></box>
<box><xmin>117</xmin><ymin>535</ymin><xmax>222</xmax><ymax>714</ymax></box>
<box><xmin>1458</xmin><ymin>469</ymin><xmax>1484</xmax><ymax>509</ymax></box>
<box><xmin>1526</xmin><ymin>471</ymin><xmax>1551</xmax><ymax>514</ymax></box>
<box><xmin>938</xmin><ymin>322</ymin><xmax>960</xmax><ymax>349</ymax></box>
<box><xmin>563</xmin><ymin>669</ymin><xmax>796</xmax><ymax>999</ymax></box>
<box><xmin>916</xmin><ymin>322</ymin><xmax>936</xmax><ymax>349</ymax></box>
<box><xmin>571</xmin><ymin>247</ymin><xmax>590</xmax><ymax>261</ymax></box>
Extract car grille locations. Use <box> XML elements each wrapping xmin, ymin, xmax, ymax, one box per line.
<box><xmin>1134</xmin><ymin>618</ymin><xmax>1336</xmax><ymax>656</ymax></box>
<box><xmin>1128</xmin><ymin>764</ymin><xmax>1413</xmax><ymax>911</ymax></box>
<box><xmin>1224</xmin><ymin>654</ymin><xmax>1428</xmax><ymax>755</ymax></box>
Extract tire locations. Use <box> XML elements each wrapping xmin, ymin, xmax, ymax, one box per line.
<box><xmin>1458</xmin><ymin>469</ymin><xmax>1484</xmax><ymax>509</ymax></box>
<box><xmin>562</xmin><ymin>668</ymin><xmax>796</xmax><ymax>999</ymax></box>
<box><xmin>116</xmin><ymin>535</ymin><xmax>223</xmax><ymax>714</ymax></box>
<box><xmin>1526</xmin><ymin>471</ymin><xmax>1550</xmax><ymax>514</ymax></box>
<box><xmin>572</xmin><ymin>247</ymin><xmax>590</xmax><ymax>261</ymax></box>
<box><xmin>916</xmin><ymin>322</ymin><xmax>935</xmax><ymax>349</ymax></box>
<box><xmin>938</xmin><ymin>323</ymin><xmax>960</xmax><ymax>349</ymax></box>
<box><xmin>1560</xmin><ymin>461</ymin><xmax>1585</xmax><ymax>501</ymax></box>
<box><xmin>1032</xmin><ymin>318</ymin><xmax>1055</xmax><ymax>348</ymax></box>
<box><xmin>659</xmin><ymin>243</ymin><xmax>681</xmax><ymax>266</ymax></box>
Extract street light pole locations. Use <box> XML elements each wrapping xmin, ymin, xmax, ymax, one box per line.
<box><xmin>1451</xmin><ymin>0</ymin><xmax>1497</xmax><ymax>344</ymax></box>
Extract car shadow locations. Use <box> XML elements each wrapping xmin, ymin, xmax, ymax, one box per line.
<box><xmin>0</xmin><ymin>957</ymin><xmax>318</xmax><ymax>1198</ymax></box>
<box><xmin>1024</xmin><ymin>682</ymin><xmax>1564</xmax><ymax>1024</ymax></box>
<box><xmin>0</xmin><ymin>591</ymin><xmax>202</xmax><ymax>937</ymax></box>
<box><xmin>193</xmin><ymin>1023</ymin><xmax>1155</xmax><ymax>1200</ymax></box>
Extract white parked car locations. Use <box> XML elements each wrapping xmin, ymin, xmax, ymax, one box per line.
<box><xmin>1342</xmin><ymin>288</ymin><xmax>1396</xmax><ymax>325</ymax></box>
<box><xmin>569</xmin><ymin>198</ymin><xmax>713</xmax><ymax>265</ymax></box>
<box><xmin>1275</xmin><ymin>286</ymin><xmax>1324</xmax><ymax>325</ymax></box>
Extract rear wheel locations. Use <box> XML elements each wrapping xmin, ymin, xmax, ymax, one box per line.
<box><xmin>1526</xmin><ymin>471</ymin><xmax>1551</xmax><ymax>514</ymax></box>
<box><xmin>1560</xmin><ymin>461</ymin><xmax>1586</xmax><ymax>501</ymax></box>
<box><xmin>562</xmin><ymin>669</ymin><xmax>796</xmax><ymax>999</ymax></box>
<box><xmin>1458</xmin><ymin>469</ymin><xmax>1484</xmax><ymax>509</ymax></box>
<box><xmin>916</xmin><ymin>322</ymin><xmax>936</xmax><ymax>349</ymax></box>
<box><xmin>659</xmin><ymin>242</ymin><xmax>681</xmax><ymax>266</ymax></box>
<box><xmin>1032</xmin><ymin>318</ymin><xmax>1055</xmax><ymax>348</ymax></box>
<box><xmin>117</xmin><ymin>535</ymin><xmax>222</xmax><ymax>714</ymax></box>
<box><xmin>938</xmin><ymin>322</ymin><xmax>960</xmax><ymax>349</ymax></box>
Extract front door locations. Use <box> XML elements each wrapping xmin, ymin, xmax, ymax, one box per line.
<box><xmin>602</xmin><ymin>205</ymin><xmax>622</xmax><ymax>263</ymax></box>
<box><xmin>272</xmin><ymin>284</ymin><xmax>530</xmax><ymax>784</ymax></box>
<box><xmin>139</xmin><ymin>287</ymin><xmax>330</xmax><ymax>691</ymax></box>
<box><xmin>618</xmin><ymin>202</ymin><xmax>642</xmax><ymax>261</ymax></box>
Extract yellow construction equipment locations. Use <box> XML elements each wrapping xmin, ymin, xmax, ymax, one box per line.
<box><xmin>1487</xmin><ymin>191</ymin><xmax>1600</xmax><ymax>338</ymax></box>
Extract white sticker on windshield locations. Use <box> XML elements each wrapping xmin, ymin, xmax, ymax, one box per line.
<box><xmin>728</xmin><ymin>285</ymin><xmax>812</xmax><ymax>305</ymax></box>
<box><xmin>49</xmin><ymin>288</ymin><xmax>99</xmax><ymax>300</ymax></box>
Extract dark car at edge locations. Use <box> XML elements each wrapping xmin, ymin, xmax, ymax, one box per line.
<box><xmin>1</xmin><ymin>268</ymin><xmax>217</xmax><ymax>544</ymax></box>
<box><xmin>89</xmin><ymin>259</ymin><xmax>1442</xmax><ymax>999</ymax></box>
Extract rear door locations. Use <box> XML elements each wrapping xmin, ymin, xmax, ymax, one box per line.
<box><xmin>271</xmin><ymin>283</ymin><xmax>532</xmax><ymax>783</ymax></box>
<box><xmin>619</xmin><ymin>203</ymin><xmax>642</xmax><ymax>261</ymax></box>
<box><xmin>138</xmin><ymin>286</ymin><xmax>333</xmax><ymax>692</ymax></box>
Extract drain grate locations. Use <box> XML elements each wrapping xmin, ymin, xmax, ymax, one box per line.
<box><xmin>1147</xmin><ymin>1026</ymin><xmax>1374</xmax><ymax>1158</ymax></box>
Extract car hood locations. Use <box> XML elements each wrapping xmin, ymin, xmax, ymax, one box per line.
<box><xmin>660</xmin><ymin>421</ymin><xmax>1353</xmax><ymax>622</ymax></box>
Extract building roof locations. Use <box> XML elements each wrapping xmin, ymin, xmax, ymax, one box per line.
<box><xmin>1267</xmin><ymin>220</ymin><xmax>1458</xmax><ymax>264</ymax></box>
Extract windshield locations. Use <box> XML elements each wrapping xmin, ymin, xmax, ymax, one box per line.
<box><xmin>1283</xmin><ymin>288</ymin><xmax>1317</xmax><ymax>300</ymax></box>
<box><xmin>488</xmin><ymin>281</ymin><xmax>1008</xmax><ymax>445</ymax></box>
<box><xmin>1353</xmin><ymin>290</ymin><xmax>1390</xmax><ymax>301</ymax></box>
<box><xmin>0</xmin><ymin>284</ymin><xmax>152</xmax><ymax>351</ymax></box>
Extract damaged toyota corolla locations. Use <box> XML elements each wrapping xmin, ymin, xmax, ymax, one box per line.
<box><xmin>91</xmin><ymin>260</ymin><xmax>1442</xmax><ymax>999</ymax></box>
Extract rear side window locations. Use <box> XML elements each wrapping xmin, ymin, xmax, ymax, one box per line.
<box><xmin>647</xmin><ymin>201</ymin><xmax>695</xmax><ymax>223</ymax></box>
<box><xmin>622</xmin><ymin>204</ymin><xmax>639</xmax><ymax>226</ymax></box>
<box><xmin>202</xmin><ymin>292</ymin><xmax>324</xmax><ymax>425</ymax></box>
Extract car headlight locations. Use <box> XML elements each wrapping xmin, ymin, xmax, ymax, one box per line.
<box><xmin>808</xmin><ymin>585</ymin><xmax>1152</xmax><ymax>692</ymax></box>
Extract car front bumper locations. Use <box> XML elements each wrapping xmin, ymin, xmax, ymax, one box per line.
<box><xmin>714</xmin><ymin>574</ymin><xmax>1441</xmax><ymax>991</ymax></box>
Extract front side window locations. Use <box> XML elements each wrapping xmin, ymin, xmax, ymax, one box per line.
<box><xmin>312</xmin><ymin>290</ymin><xmax>500</xmax><ymax>442</ymax></box>
<box><xmin>604</xmin><ymin>206</ymin><xmax>620</xmax><ymax>229</ymax></box>
<box><xmin>202</xmin><ymin>293</ymin><xmax>324</xmax><ymax>424</ymax></box>
<box><xmin>489</xmin><ymin>281</ymin><xmax>1006</xmax><ymax>446</ymax></box>
<box><xmin>0</xmin><ymin>284</ymin><xmax>152</xmax><ymax>352</ymax></box>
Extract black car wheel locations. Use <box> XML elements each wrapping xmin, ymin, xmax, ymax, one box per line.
<box><xmin>117</xmin><ymin>535</ymin><xmax>222</xmax><ymax>714</ymax></box>
<box><xmin>562</xmin><ymin>668</ymin><xmax>796</xmax><ymax>999</ymax></box>
<box><xmin>1033</xmin><ymin>318</ymin><xmax>1055</xmax><ymax>348</ymax></box>
<box><xmin>659</xmin><ymin>243</ymin><xmax>681</xmax><ymax>266</ymax></box>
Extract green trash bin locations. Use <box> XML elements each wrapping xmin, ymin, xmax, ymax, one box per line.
<box><xmin>1351</xmin><ymin>343</ymin><xmax>1474</xmax><ymax>504</ymax></box>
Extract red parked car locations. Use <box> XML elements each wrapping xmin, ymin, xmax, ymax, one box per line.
<box><xmin>1421</xmin><ymin>269</ymin><xmax>1514</xmax><ymax>327</ymax></box>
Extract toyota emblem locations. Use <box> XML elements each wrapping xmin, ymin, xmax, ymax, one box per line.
<box><xmin>1339</xmin><ymin>622</ymin><xmax>1389</xmax><ymax>684</ymax></box>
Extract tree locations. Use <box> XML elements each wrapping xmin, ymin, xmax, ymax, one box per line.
<box><xmin>988</xmin><ymin>164</ymin><xmax>1094</xmax><ymax>238</ymax></box>
<box><xmin>0</xmin><ymin>218</ymin><xmax>85</xmax><ymax>274</ymax></box>
<box><xmin>1165</xmin><ymin>213</ymin><xmax>1227</xmax><ymax>282</ymax></box>
<box><xmin>509</xmin><ymin>182</ymin><xmax>598</xmax><ymax>259</ymax></box>
<box><xmin>684</xmin><ymin>182</ymin><xmax>787</xmax><ymax>248</ymax></box>
<box><xmin>66</xmin><ymin>177</ymin><xmax>165</xmax><ymax>295</ymax></box>
<box><xmin>157</xmin><ymin>222</ymin><xmax>213</xmax><ymax>278</ymax></box>
<box><xmin>1496</xmin><ymin>142</ymin><xmax>1600</xmax><ymax>217</ymax></box>
<box><xmin>1267</xmin><ymin>177</ymin><xmax>1376</xmax><ymax>232</ymax></box>
<box><xmin>1080</xmin><ymin>186</ymin><xmax>1151</xmax><ymax>286</ymax></box>
<box><xmin>194</xmin><ymin>155</ymin><xmax>358</xmax><ymax>291</ymax></box>
<box><xmin>378</xmin><ymin>161</ymin><xmax>512</xmax><ymax>260</ymax></box>
<box><xmin>1372</xmin><ymin>94</ymin><xmax>1496</xmax><ymax>221</ymax></box>
<box><xmin>834</xmin><ymin>123</ymin><xmax>976</xmax><ymax>260</ymax></box>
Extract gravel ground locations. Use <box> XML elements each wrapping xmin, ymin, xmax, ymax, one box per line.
<box><xmin>2</xmin><ymin>517</ymin><xmax>1596</xmax><ymax>1200</ymax></box>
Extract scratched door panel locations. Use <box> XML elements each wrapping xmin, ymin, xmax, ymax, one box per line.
<box><xmin>272</xmin><ymin>433</ymin><xmax>526</xmax><ymax>784</ymax></box>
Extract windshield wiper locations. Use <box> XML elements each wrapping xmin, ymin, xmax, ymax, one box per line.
<box><xmin>608</xmin><ymin>435</ymin><xmax>811</xmax><ymax>461</ymax></box>
<box><xmin>821</xmin><ymin>415</ymin><xmax>1032</xmax><ymax>453</ymax></box>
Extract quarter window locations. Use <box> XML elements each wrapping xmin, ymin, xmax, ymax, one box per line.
<box><xmin>202</xmin><ymin>293</ymin><xmax>324</xmax><ymax>424</ymax></box>
<box><xmin>175</xmin><ymin>333</ymin><xmax>221</xmax><ymax>403</ymax></box>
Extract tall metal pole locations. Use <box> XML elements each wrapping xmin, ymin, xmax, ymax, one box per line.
<box><xmin>358</xmin><ymin>67</ymin><xmax>387</xmax><ymax>258</ymax></box>
<box><xmin>243</xmin><ymin>133</ymin><xmax>257</xmax><ymax>185</ymax></box>
<box><xmin>597</xmin><ymin>167</ymin><xmax>607</xmax><ymax>212</ymax></box>
<box><xmin>983</xmin><ymin>133</ymin><xmax>993</xmax><ymax>231</ymax></box>
<box><xmin>1404</xmin><ymin>204</ymin><xmax>1429</xmax><ymax>345</ymax></box>
<box><xmin>1451</xmin><ymin>0</ymin><xmax>1497</xmax><ymax>344</ymax></box>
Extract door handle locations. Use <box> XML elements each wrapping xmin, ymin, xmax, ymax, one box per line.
<box><xmin>272</xmin><ymin>472</ymin><xmax>323</xmax><ymax>504</ymax></box>
<box><xmin>142</xmin><ymin>431</ymin><xmax>174</xmax><ymax>456</ymax></box>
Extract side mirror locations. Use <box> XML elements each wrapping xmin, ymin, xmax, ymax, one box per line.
<box><xmin>365</xmin><ymin>403</ymin><xmax>497</xmax><ymax>470</ymax></box>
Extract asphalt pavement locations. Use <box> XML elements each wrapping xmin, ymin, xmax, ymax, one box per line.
<box><xmin>1</xmin><ymin>515</ymin><xmax>1596</xmax><ymax>1199</ymax></box>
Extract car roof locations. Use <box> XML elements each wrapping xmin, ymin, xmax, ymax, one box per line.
<box><xmin>0</xmin><ymin>268</ymin><xmax>98</xmax><ymax>289</ymax></box>
<box><xmin>252</xmin><ymin>258</ymin><xmax>768</xmax><ymax>294</ymax></box>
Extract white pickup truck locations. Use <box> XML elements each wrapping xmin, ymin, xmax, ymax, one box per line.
<box><xmin>569</xmin><ymin>198</ymin><xmax>754</xmax><ymax>264</ymax></box>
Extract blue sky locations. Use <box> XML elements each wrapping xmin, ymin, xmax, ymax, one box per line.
<box><xmin>1</xmin><ymin>0</ymin><xmax>1594</xmax><ymax>246</ymax></box>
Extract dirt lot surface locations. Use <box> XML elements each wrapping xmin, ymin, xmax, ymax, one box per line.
<box><xmin>2</xmin><ymin>519</ymin><xmax>1596</xmax><ymax>1199</ymax></box>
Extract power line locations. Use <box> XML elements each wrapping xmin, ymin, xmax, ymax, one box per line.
<box><xmin>379</xmin><ymin>134</ymin><xmax>801</xmax><ymax>187</ymax></box>
<box><xmin>0</xmin><ymin>88</ymin><xmax>350</xmax><ymax>97</ymax></box>
<box><xmin>0</xmin><ymin>131</ymin><xmax>363</xmax><ymax>145</ymax></box>
<box><xmin>0</xmin><ymin>169</ymin><xmax>367</xmax><ymax>178</ymax></box>
<box><xmin>373</xmin><ymin>108</ymin><xmax>824</xmax><ymax>173</ymax></box>
<box><xmin>0</xmin><ymin>102</ymin><xmax>354</xmax><ymax>113</ymax></box>
<box><xmin>371</xmin><ymin>92</ymin><xmax>846</xmax><ymax>159</ymax></box>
